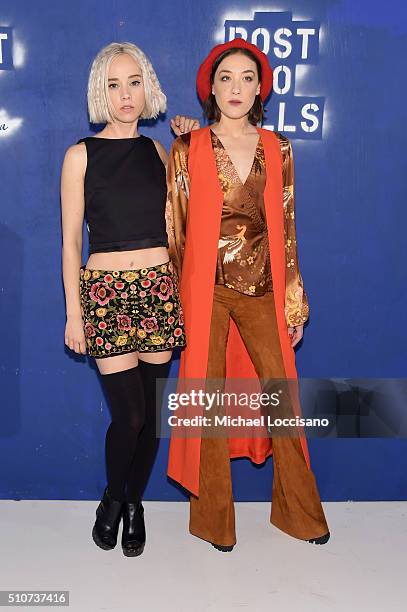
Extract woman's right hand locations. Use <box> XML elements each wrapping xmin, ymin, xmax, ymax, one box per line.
<box><xmin>65</xmin><ymin>315</ymin><xmax>87</xmax><ymax>354</ymax></box>
<box><xmin>170</xmin><ymin>115</ymin><xmax>200</xmax><ymax>136</ymax></box>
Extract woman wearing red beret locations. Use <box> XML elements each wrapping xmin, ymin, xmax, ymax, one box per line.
<box><xmin>165</xmin><ymin>38</ymin><xmax>330</xmax><ymax>551</ymax></box>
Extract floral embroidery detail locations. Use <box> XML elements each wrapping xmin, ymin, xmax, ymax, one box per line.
<box><xmin>117</xmin><ymin>314</ymin><xmax>132</xmax><ymax>331</ymax></box>
<box><xmin>151</xmin><ymin>276</ymin><xmax>174</xmax><ymax>301</ymax></box>
<box><xmin>85</xmin><ymin>322</ymin><xmax>96</xmax><ymax>338</ymax></box>
<box><xmin>79</xmin><ymin>263</ymin><xmax>186</xmax><ymax>357</ymax></box>
<box><xmin>141</xmin><ymin>317</ymin><xmax>159</xmax><ymax>333</ymax></box>
<box><xmin>150</xmin><ymin>335</ymin><xmax>164</xmax><ymax>345</ymax></box>
<box><xmin>122</xmin><ymin>271</ymin><xmax>138</xmax><ymax>283</ymax></box>
<box><xmin>115</xmin><ymin>335</ymin><xmax>128</xmax><ymax>347</ymax></box>
<box><xmin>89</xmin><ymin>282</ymin><xmax>116</xmax><ymax>306</ymax></box>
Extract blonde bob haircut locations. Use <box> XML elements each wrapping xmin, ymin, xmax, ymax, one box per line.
<box><xmin>87</xmin><ymin>42</ymin><xmax>167</xmax><ymax>123</ymax></box>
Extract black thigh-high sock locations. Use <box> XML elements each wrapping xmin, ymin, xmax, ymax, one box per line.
<box><xmin>125</xmin><ymin>360</ymin><xmax>171</xmax><ymax>502</ymax></box>
<box><xmin>100</xmin><ymin>366</ymin><xmax>146</xmax><ymax>502</ymax></box>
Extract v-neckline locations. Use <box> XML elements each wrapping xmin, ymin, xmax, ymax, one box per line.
<box><xmin>210</xmin><ymin>128</ymin><xmax>261</xmax><ymax>187</ymax></box>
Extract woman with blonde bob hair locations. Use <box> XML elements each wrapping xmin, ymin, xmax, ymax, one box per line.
<box><xmin>87</xmin><ymin>42</ymin><xmax>167</xmax><ymax>123</ymax></box>
<box><xmin>61</xmin><ymin>41</ymin><xmax>198</xmax><ymax>557</ymax></box>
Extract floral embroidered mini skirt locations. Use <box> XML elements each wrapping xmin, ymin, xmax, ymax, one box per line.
<box><xmin>79</xmin><ymin>260</ymin><xmax>186</xmax><ymax>358</ymax></box>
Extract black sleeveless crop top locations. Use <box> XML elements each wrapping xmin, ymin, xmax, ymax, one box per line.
<box><xmin>77</xmin><ymin>135</ymin><xmax>168</xmax><ymax>254</ymax></box>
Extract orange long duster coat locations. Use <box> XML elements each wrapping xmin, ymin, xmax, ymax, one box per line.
<box><xmin>165</xmin><ymin>126</ymin><xmax>310</xmax><ymax>497</ymax></box>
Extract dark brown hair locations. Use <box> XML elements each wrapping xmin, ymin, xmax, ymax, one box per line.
<box><xmin>202</xmin><ymin>48</ymin><xmax>265</xmax><ymax>125</ymax></box>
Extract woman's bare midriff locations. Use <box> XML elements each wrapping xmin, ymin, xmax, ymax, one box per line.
<box><xmin>85</xmin><ymin>246</ymin><xmax>170</xmax><ymax>271</ymax></box>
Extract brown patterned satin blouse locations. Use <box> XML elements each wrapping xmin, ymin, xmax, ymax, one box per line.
<box><xmin>211</xmin><ymin>130</ymin><xmax>272</xmax><ymax>296</ymax></box>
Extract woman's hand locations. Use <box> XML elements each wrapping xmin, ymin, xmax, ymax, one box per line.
<box><xmin>170</xmin><ymin>115</ymin><xmax>200</xmax><ymax>136</ymax></box>
<box><xmin>65</xmin><ymin>315</ymin><xmax>87</xmax><ymax>355</ymax></box>
<box><xmin>288</xmin><ymin>325</ymin><xmax>303</xmax><ymax>348</ymax></box>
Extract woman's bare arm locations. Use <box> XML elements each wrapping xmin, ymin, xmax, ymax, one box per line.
<box><xmin>153</xmin><ymin>139</ymin><xmax>169</xmax><ymax>167</ymax></box>
<box><xmin>60</xmin><ymin>143</ymin><xmax>87</xmax><ymax>354</ymax></box>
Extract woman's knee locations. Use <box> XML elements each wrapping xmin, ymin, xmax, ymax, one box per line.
<box><xmin>111</xmin><ymin>410</ymin><xmax>145</xmax><ymax>435</ymax></box>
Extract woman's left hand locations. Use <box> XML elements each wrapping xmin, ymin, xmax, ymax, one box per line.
<box><xmin>288</xmin><ymin>325</ymin><xmax>303</xmax><ymax>348</ymax></box>
<box><xmin>170</xmin><ymin>115</ymin><xmax>200</xmax><ymax>136</ymax></box>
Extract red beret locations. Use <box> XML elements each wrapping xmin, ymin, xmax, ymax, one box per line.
<box><xmin>196</xmin><ymin>38</ymin><xmax>273</xmax><ymax>103</ymax></box>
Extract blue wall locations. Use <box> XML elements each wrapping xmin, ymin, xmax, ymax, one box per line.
<box><xmin>1</xmin><ymin>0</ymin><xmax>406</xmax><ymax>500</ymax></box>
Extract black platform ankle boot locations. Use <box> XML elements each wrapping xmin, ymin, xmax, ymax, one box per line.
<box><xmin>308</xmin><ymin>531</ymin><xmax>330</xmax><ymax>545</ymax></box>
<box><xmin>92</xmin><ymin>487</ymin><xmax>123</xmax><ymax>551</ymax></box>
<box><xmin>211</xmin><ymin>543</ymin><xmax>235</xmax><ymax>552</ymax></box>
<box><xmin>121</xmin><ymin>501</ymin><xmax>146</xmax><ymax>557</ymax></box>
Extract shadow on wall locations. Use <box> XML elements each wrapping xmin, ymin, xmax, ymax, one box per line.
<box><xmin>300</xmin><ymin>378</ymin><xmax>407</xmax><ymax>439</ymax></box>
<box><xmin>0</xmin><ymin>223</ymin><xmax>23</xmax><ymax>438</ymax></box>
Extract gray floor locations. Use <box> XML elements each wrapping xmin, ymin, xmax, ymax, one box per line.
<box><xmin>0</xmin><ymin>500</ymin><xmax>406</xmax><ymax>611</ymax></box>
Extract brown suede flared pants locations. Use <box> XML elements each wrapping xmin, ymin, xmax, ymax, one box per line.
<box><xmin>189</xmin><ymin>285</ymin><xmax>329</xmax><ymax>546</ymax></box>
